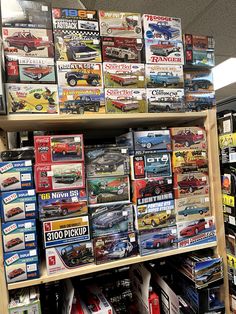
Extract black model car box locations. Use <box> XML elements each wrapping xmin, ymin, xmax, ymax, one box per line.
<box><xmin>185</xmin><ymin>91</ymin><xmax>215</xmax><ymax>111</ymax></box>
<box><xmin>116</xmin><ymin>131</ymin><xmax>135</xmax><ymax>155</ymax></box>
<box><xmin>184</xmin><ymin>69</ymin><xmax>214</xmax><ymax>92</ymax></box>
<box><xmin>170</xmin><ymin>127</ymin><xmax>207</xmax><ymax>151</ymax></box>
<box><xmin>218</xmin><ymin>112</ymin><xmax>236</xmax><ymax>135</ymax></box>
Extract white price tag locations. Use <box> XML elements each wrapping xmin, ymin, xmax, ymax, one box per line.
<box><xmin>74</xmin><ymin>137</ymin><xmax>81</xmax><ymax>143</ymax></box>
<box><xmin>67</xmin><ymin>95</ymin><xmax>74</xmax><ymax>101</ymax></box>
<box><xmin>136</xmin><ymin>39</ymin><xmax>142</xmax><ymax>43</ymax></box>
<box><xmin>166</xmin><ymin>210</ymin><xmax>171</xmax><ymax>214</ymax></box>
<box><xmin>21</xmin><ymin>173</ymin><xmax>31</xmax><ymax>181</ymax></box>
<box><xmin>205</xmin><ymin>197</ymin><xmax>209</xmax><ymax>202</ymax></box>
<box><xmin>71</xmin><ymin>196</ymin><xmax>79</xmax><ymax>202</ymax></box>
<box><xmin>167</xmin><ymin>179</ymin><xmax>172</xmax><ymax>184</ymax></box>
<box><xmin>25</xmin><ymin>203</ymin><xmax>35</xmax><ymax>212</ymax></box>
<box><xmin>41</xmin><ymin>5</ymin><xmax>48</xmax><ymax>11</ymax></box>
<box><xmin>197</xmin><ymin>130</ymin><xmax>203</xmax><ymax>135</ymax></box>
<box><xmin>30</xmin><ymin>249</ymin><xmax>37</xmax><ymax>257</ymax></box>
<box><xmin>137</xmin><ymin>96</ymin><xmax>142</xmax><ymax>100</ymax></box>
<box><xmin>223</xmin><ymin>120</ymin><xmax>231</xmax><ymax>133</ymax></box>
<box><xmin>202</xmin><ymin>176</ymin><xmax>207</xmax><ymax>181</ymax></box>
<box><xmin>121</xmin><ymin>148</ymin><xmax>127</xmax><ymax>154</ymax></box>
<box><xmin>93</xmin><ymin>39</ymin><xmax>99</xmax><ymax>45</ymax></box>
<box><xmin>47</xmin><ymin>171</ymin><xmax>53</xmax><ymax>177</ymax></box>
<box><xmin>27</xmin><ymin>263</ymin><xmax>37</xmax><ymax>271</ymax></box>
<box><xmin>25</xmin><ymin>222</ymin><xmax>32</xmax><ymax>228</ymax></box>
<box><xmin>122</xmin><ymin>211</ymin><xmax>128</xmax><ymax>216</ymax></box>
<box><xmin>138</xmin><ymin>76</ymin><xmax>144</xmax><ymax>81</ymax></box>
<box><xmin>42</xmin><ymin>36</ymin><xmax>49</xmax><ymax>41</ymax></box>
<box><xmin>130</xmin><ymin>236</ymin><xmax>135</xmax><ymax>242</ymax></box>
<box><xmin>25</xmin><ymin>233</ymin><xmax>35</xmax><ymax>241</ymax></box>
<box><xmin>93</xmin><ymin>64</ymin><xmax>99</xmax><ymax>70</ymax></box>
<box><xmin>229</xmin><ymin>216</ymin><xmax>236</xmax><ymax>225</ymax></box>
<box><xmin>87</xmin><ymin>13</ymin><xmax>93</xmax><ymax>18</ymax></box>
<box><xmin>28</xmin><ymin>190</ymin><xmax>35</xmax><ymax>196</ymax></box>
<box><xmin>25</xmin><ymin>160</ymin><xmax>32</xmax><ymax>166</ymax></box>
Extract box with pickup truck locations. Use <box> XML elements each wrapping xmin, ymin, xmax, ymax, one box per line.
<box><xmin>184</xmin><ymin>69</ymin><xmax>214</xmax><ymax>92</ymax></box>
<box><xmin>146</xmin><ymin>64</ymin><xmax>183</xmax><ymax>88</ymax></box>
<box><xmin>185</xmin><ymin>92</ymin><xmax>215</xmax><ymax>111</ymax></box>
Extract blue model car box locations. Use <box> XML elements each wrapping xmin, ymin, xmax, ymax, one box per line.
<box><xmin>0</xmin><ymin>189</ymin><xmax>37</xmax><ymax>222</ymax></box>
<box><xmin>4</xmin><ymin>249</ymin><xmax>39</xmax><ymax>283</ymax></box>
<box><xmin>2</xmin><ymin>219</ymin><xmax>37</xmax><ymax>252</ymax></box>
<box><xmin>0</xmin><ymin>160</ymin><xmax>33</xmax><ymax>192</ymax></box>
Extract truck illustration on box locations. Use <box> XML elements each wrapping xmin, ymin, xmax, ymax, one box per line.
<box><xmin>150</xmin><ymin>42</ymin><xmax>180</xmax><ymax>56</ymax></box>
<box><xmin>61</xmin><ymin>244</ymin><xmax>93</xmax><ymax>267</ymax></box>
<box><xmin>148</xmin><ymin>22</ymin><xmax>180</xmax><ymax>40</ymax></box>
<box><xmin>110</xmin><ymin>73</ymin><xmax>137</xmax><ymax>86</ymax></box>
<box><xmin>149</xmin><ymin>72</ymin><xmax>180</xmax><ymax>87</ymax></box>
<box><xmin>105</xmin><ymin>46</ymin><xmax>138</xmax><ymax>62</ymax></box>
<box><xmin>62</xmin><ymin>95</ymin><xmax>100</xmax><ymax>114</ymax></box>
<box><xmin>65</xmin><ymin>71</ymin><xmax>101</xmax><ymax>87</ymax></box>
<box><xmin>146</xmin><ymin>64</ymin><xmax>183</xmax><ymax>88</ymax></box>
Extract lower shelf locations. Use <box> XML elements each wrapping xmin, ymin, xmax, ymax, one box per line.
<box><xmin>8</xmin><ymin>241</ymin><xmax>217</xmax><ymax>290</ymax></box>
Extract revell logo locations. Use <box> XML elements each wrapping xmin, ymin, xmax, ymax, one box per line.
<box><xmin>0</xmin><ymin>163</ymin><xmax>13</xmax><ymax>173</ymax></box>
<box><xmin>4</xmin><ymin>223</ymin><xmax>17</xmax><ymax>234</ymax></box>
<box><xmin>3</xmin><ymin>193</ymin><xmax>18</xmax><ymax>204</ymax></box>
<box><xmin>5</xmin><ymin>253</ymin><xmax>19</xmax><ymax>266</ymax></box>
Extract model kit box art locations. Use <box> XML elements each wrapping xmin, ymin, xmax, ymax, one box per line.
<box><xmin>34</xmin><ymin>134</ymin><xmax>84</xmax><ymax>164</ymax></box>
<box><xmin>219</xmin><ymin>132</ymin><xmax>236</xmax><ymax>149</ymax></box>
<box><xmin>90</xmin><ymin>203</ymin><xmax>133</xmax><ymax>237</ymax></box>
<box><xmin>34</xmin><ymin>162</ymin><xmax>85</xmax><ymax>192</ymax></box>
<box><xmin>38</xmin><ymin>189</ymin><xmax>87</xmax><ymax>220</ymax></box>
<box><xmin>5</xmin><ymin>55</ymin><xmax>56</xmax><ymax>83</ymax></box>
<box><xmin>0</xmin><ymin>160</ymin><xmax>33</xmax><ymax>192</ymax></box>
<box><xmin>6</xmin><ymin>83</ymin><xmax>59</xmax><ymax>114</ymax></box>
<box><xmin>147</xmin><ymin>88</ymin><xmax>185</xmax><ymax>112</ymax></box>
<box><xmin>170</xmin><ymin>127</ymin><xmax>207</xmax><ymax>151</ymax></box>
<box><xmin>101</xmin><ymin>36</ymin><xmax>144</xmax><ymax>63</ymax></box>
<box><xmin>1</xmin><ymin>189</ymin><xmax>37</xmax><ymax>222</ymax></box>
<box><xmin>105</xmin><ymin>88</ymin><xmax>147</xmax><ymax>113</ymax></box>
<box><xmin>116</xmin><ymin>131</ymin><xmax>135</xmax><ymax>155</ymax></box>
<box><xmin>172</xmin><ymin>150</ymin><xmax>208</xmax><ymax>174</ymax></box>
<box><xmin>139</xmin><ymin>226</ymin><xmax>177</xmax><ymax>256</ymax></box>
<box><xmin>103</xmin><ymin>62</ymin><xmax>145</xmax><ymax>88</ymax></box>
<box><xmin>2</xmin><ymin>219</ymin><xmax>37</xmax><ymax>252</ymax></box>
<box><xmin>87</xmin><ymin>175</ymin><xmax>130</xmax><ymax>206</ymax></box>
<box><xmin>177</xmin><ymin>217</ymin><xmax>216</xmax><ymax>248</ymax></box>
<box><xmin>8</xmin><ymin>287</ymin><xmax>41</xmax><ymax>314</ymax></box>
<box><xmin>185</xmin><ymin>92</ymin><xmax>215</xmax><ymax>111</ymax></box>
<box><xmin>4</xmin><ymin>249</ymin><xmax>39</xmax><ymax>283</ymax></box>
<box><xmin>132</xmin><ymin>177</ymin><xmax>173</xmax><ymax>205</ymax></box>
<box><xmin>85</xmin><ymin>146</ymin><xmax>129</xmax><ymax>178</ymax></box>
<box><xmin>46</xmin><ymin>241</ymin><xmax>94</xmax><ymax>275</ymax></box>
<box><xmin>184</xmin><ymin>69</ymin><xmax>214</xmax><ymax>92</ymax></box>
<box><xmin>93</xmin><ymin>231</ymin><xmax>138</xmax><ymax>264</ymax></box>
<box><xmin>43</xmin><ymin>216</ymin><xmax>90</xmax><ymax>248</ymax></box>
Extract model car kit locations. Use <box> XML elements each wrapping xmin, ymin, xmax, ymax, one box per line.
<box><xmin>105</xmin><ymin>88</ymin><xmax>147</xmax><ymax>113</ymax></box>
<box><xmin>87</xmin><ymin>175</ymin><xmax>130</xmax><ymax>205</ymax></box>
<box><xmin>8</xmin><ymin>287</ymin><xmax>41</xmax><ymax>314</ymax></box>
<box><xmin>34</xmin><ymin>162</ymin><xmax>85</xmax><ymax>192</ymax></box>
<box><xmin>172</xmin><ymin>149</ymin><xmax>208</xmax><ymax>174</ymax></box>
<box><xmin>37</xmin><ymin>189</ymin><xmax>88</xmax><ymax>220</ymax></box>
<box><xmin>0</xmin><ymin>147</ymin><xmax>35</xmax><ymax>162</ymax></box>
<box><xmin>93</xmin><ymin>231</ymin><xmax>138</xmax><ymax>264</ymax></box>
<box><xmin>46</xmin><ymin>241</ymin><xmax>94</xmax><ymax>275</ymax></box>
<box><xmin>2</xmin><ymin>219</ymin><xmax>37</xmax><ymax>252</ymax></box>
<box><xmin>170</xmin><ymin>127</ymin><xmax>207</xmax><ymax>151</ymax></box>
<box><xmin>116</xmin><ymin>131</ymin><xmax>135</xmax><ymax>154</ymax></box>
<box><xmin>133</xmin><ymin>130</ymin><xmax>171</xmax><ymax>153</ymax></box>
<box><xmin>0</xmin><ymin>160</ymin><xmax>33</xmax><ymax>192</ymax></box>
<box><xmin>185</xmin><ymin>92</ymin><xmax>215</xmax><ymax>111</ymax></box>
<box><xmin>34</xmin><ymin>134</ymin><xmax>84</xmax><ymax>163</ymax></box>
<box><xmin>43</xmin><ymin>216</ymin><xmax>90</xmax><ymax>248</ymax></box>
<box><xmin>90</xmin><ymin>203</ymin><xmax>133</xmax><ymax>237</ymax></box>
<box><xmin>6</xmin><ymin>83</ymin><xmax>59</xmax><ymax>114</ymax></box>
<box><xmin>184</xmin><ymin>69</ymin><xmax>214</xmax><ymax>92</ymax></box>
<box><xmin>1</xmin><ymin>189</ymin><xmax>37</xmax><ymax>222</ymax></box>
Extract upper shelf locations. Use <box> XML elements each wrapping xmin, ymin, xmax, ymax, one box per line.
<box><xmin>0</xmin><ymin>112</ymin><xmax>208</xmax><ymax>132</ymax></box>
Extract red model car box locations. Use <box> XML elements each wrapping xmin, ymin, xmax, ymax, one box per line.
<box><xmin>170</xmin><ymin>127</ymin><xmax>207</xmax><ymax>151</ymax></box>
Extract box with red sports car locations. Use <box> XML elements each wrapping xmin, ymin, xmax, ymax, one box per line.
<box><xmin>170</xmin><ymin>127</ymin><xmax>207</xmax><ymax>151</ymax></box>
<box><xmin>172</xmin><ymin>150</ymin><xmax>208</xmax><ymax>174</ymax></box>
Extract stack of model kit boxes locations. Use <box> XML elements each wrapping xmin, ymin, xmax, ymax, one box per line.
<box><xmin>85</xmin><ymin>144</ymin><xmax>138</xmax><ymax>264</ymax></box>
<box><xmin>99</xmin><ymin>10</ymin><xmax>147</xmax><ymax>114</ymax></box>
<box><xmin>52</xmin><ymin>7</ymin><xmax>105</xmax><ymax>114</ymax></box>
<box><xmin>1</xmin><ymin>0</ymin><xmax>59</xmax><ymax>115</ymax></box>
<box><xmin>171</xmin><ymin>126</ymin><xmax>216</xmax><ymax>247</ymax></box>
<box><xmin>34</xmin><ymin>134</ymin><xmax>94</xmax><ymax>275</ymax></box>
<box><xmin>0</xmin><ymin>159</ymin><xmax>39</xmax><ymax>283</ymax></box>
<box><xmin>142</xmin><ymin>14</ymin><xmax>185</xmax><ymax>113</ymax></box>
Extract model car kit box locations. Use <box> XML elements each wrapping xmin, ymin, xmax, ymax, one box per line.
<box><xmin>34</xmin><ymin>134</ymin><xmax>84</xmax><ymax>164</ymax></box>
<box><xmin>45</xmin><ymin>241</ymin><xmax>94</xmax><ymax>275</ymax></box>
<box><xmin>105</xmin><ymin>88</ymin><xmax>147</xmax><ymax>113</ymax></box>
<box><xmin>101</xmin><ymin>36</ymin><xmax>144</xmax><ymax>63</ymax></box>
<box><xmin>85</xmin><ymin>146</ymin><xmax>129</xmax><ymax>177</ymax></box>
<box><xmin>37</xmin><ymin>189</ymin><xmax>87</xmax><ymax>220</ymax></box>
<box><xmin>0</xmin><ymin>160</ymin><xmax>33</xmax><ymax>192</ymax></box>
<box><xmin>2</xmin><ymin>219</ymin><xmax>37</xmax><ymax>252</ymax></box>
<box><xmin>185</xmin><ymin>92</ymin><xmax>215</xmax><ymax>111</ymax></box>
<box><xmin>90</xmin><ymin>203</ymin><xmax>133</xmax><ymax>237</ymax></box>
<box><xmin>6</xmin><ymin>83</ymin><xmax>59</xmax><ymax>114</ymax></box>
<box><xmin>139</xmin><ymin>226</ymin><xmax>177</xmax><ymax>256</ymax></box>
<box><xmin>133</xmin><ymin>130</ymin><xmax>171</xmax><ymax>153</ymax></box>
<box><xmin>8</xmin><ymin>287</ymin><xmax>41</xmax><ymax>314</ymax></box>
<box><xmin>219</xmin><ymin>132</ymin><xmax>236</xmax><ymax>149</ymax></box>
<box><xmin>43</xmin><ymin>216</ymin><xmax>90</xmax><ymax>248</ymax></box>
<box><xmin>184</xmin><ymin>69</ymin><xmax>214</xmax><ymax>92</ymax></box>
<box><xmin>172</xmin><ymin>150</ymin><xmax>208</xmax><ymax>174</ymax></box>
<box><xmin>87</xmin><ymin>175</ymin><xmax>130</xmax><ymax>205</ymax></box>
<box><xmin>116</xmin><ymin>131</ymin><xmax>135</xmax><ymax>154</ymax></box>
<box><xmin>170</xmin><ymin>127</ymin><xmax>207</xmax><ymax>151</ymax></box>
<box><xmin>1</xmin><ymin>189</ymin><xmax>37</xmax><ymax>222</ymax></box>
<box><xmin>93</xmin><ymin>231</ymin><xmax>138</xmax><ymax>264</ymax></box>
<box><xmin>34</xmin><ymin>162</ymin><xmax>85</xmax><ymax>192</ymax></box>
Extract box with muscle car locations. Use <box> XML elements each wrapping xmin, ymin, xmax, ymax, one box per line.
<box><xmin>90</xmin><ymin>203</ymin><xmax>133</xmax><ymax>237</ymax></box>
<box><xmin>170</xmin><ymin>127</ymin><xmax>207</xmax><ymax>151</ymax></box>
<box><xmin>103</xmin><ymin>62</ymin><xmax>145</xmax><ymax>88</ymax></box>
<box><xmin>177</xmin><ymin>217</ymin><xmax>216</xmax><ymax>248</ymax></box>
<box><xmin>130</xmin><ymin>153</ymin><xmax>172</xmax><ymax>179</ymax></box>
<box><xmin>139</xmin><ymin>225</ymin><xmax>177</xmax><ymax>256</ymax></box>
<box><xmin>132</xmin><ymin>177</ymin><xmax>173</xmax><ymax>205</ymax></box>
<box><xmin>37</xmin><ymin>189</ymin><xmax>87</xmax><ymax>220</ymax></box>
<box><xmin>85</xmin><ymin>146</ymin><xmax>129</xmax><ymax>177</ymax></box>
<box><xmin>0</xmin><ymin>160</ymin><xmax>33</xmax><ymax>192</ymax></box>
<box><xmin>4</xmin><ymin>249</ymin><xmax>39</xmax><ymax>283</ymax></box>
<box><xmin>185</xmin><ymin>91</ymin><xmax>215</xmax><ymax>111</ymax></box>
<box><xmin>5</xmin><ymin>55</ymin><xmax>56</xmax><ymax>83</ymax></box>
<box><xmin>6</xmin><ymin>83</ymin><xmax>59</xmax><ymax>114</ymax></box>
<box><xmin>184</xmin><ymin>69</ymin><xmax>214</xmax><ymax>92</ymax></box>
<box><xmin>43</xmin><ymin>216</ymin><xmax>90</xmax><ymax>248</ymax></box>
<box><xmin>52</xmin><ymin>7</ymin><xmax>101</xmax><ymax>62</ymax></box>
<box><xmin>45</xmin><ymin>241</ymin><xmax>94</xmax><ymax>275</ymax></box>
<box><xmin>101</xmin><ymin>36</ymin><xmax>144</xmax><ymax>63</ymax></box>
<box><xmin>93</xmin><ymin>231</ymin><xmax>138</xmax><ymax>264</ymax></box>
<box><xmin>1</xmin><ymin>189</ymin><xmax>37</xmax><ymax>222</ymax></box>
<box><xmin>57</xmin><ymin>61</ymin><xmax>103</xmax><ymax>88</ymax></box>
<box><xmin>2</xmin><ymin>219</ymin><xmax>37</xmax><ymax>252</ymax></box>
<box><xmin>133</xmin><ymin>130</ymin><xmax>171</xmax><ymax>153</ymax></box>
<box><xmin>116</xmin><ymin>131</ymin><xmax>135</xmax><ymax>155</ymax></box>
<box><xmin>34</xmin><ymin>162</ymin><xmax>85</xmax><ymax>192</ymax></box>
<box><xmin>172</xmin><ymin>150</ymin><xmax>208</xmax><ymax>174</ymax></box>
<box><xmin>105</xmin><ymin>88</ymin><xmax>147</xmax><ymax>113</ymax></box>
<box><xmin>34</xmin><ymin>134</ymin><xmax>84</xmax><ymax>163</ymax></box>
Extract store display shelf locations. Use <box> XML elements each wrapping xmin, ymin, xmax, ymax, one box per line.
<box><xmin>8</xmin><ymin>241</ymin><xmax>216</xmax><ymax>290</ymax></box>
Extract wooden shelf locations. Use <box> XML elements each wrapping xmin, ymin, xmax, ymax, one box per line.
<box><xmin>8</xmin><ymin>241</ymin><xmax>217</xmax><ymax>290</ymax></box>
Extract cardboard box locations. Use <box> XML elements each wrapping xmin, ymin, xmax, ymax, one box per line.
<box><xmin>8</xmin><ymin>287</ymin><xmax>41</xmax><ymax>314</ymax></box>
<box><xmin>219</xmin><ymin>132</ymin><xmax>236</xmax><ymax>149</ymax></box>
<box><xmin>116</xmin><ymin>131</ymin><xmax>135</xmax><ymax>155</ymax></box>
<box><xmin>34</xmin><ymin>134</ymin><xmax>84</xmax><ymax>163</ymax></box>
<box><xmin>0</xmin><ymin>160</ymin><xmax>33</xmax><ymax>191</ymax></box>
<box><xmin>1</xmin><ymin>189</ymin><xmax>37</xmax><ymax>222</ymax></box>
<box><xmin>2</xmin><ymin>219</ymin><xmax>37</xmax><ymax>252</ymax></box>
<box><xmin>43</xmin><ymin>216</ymin><xmax>90</xmax><ymax>248</ymax></box>
<box><xmin>170</xmin><ymin>127</ymin><xmax>207</xmax><ymax>151</ymax></box>
<box><xmin>184</xmin><ymin>69</ymin><xmax>214</xmax><ymax>92</ymax></box>
<box><xmin>185</xmin><ymin>91</ymin><xmax>215</xmax><ymax>111</ymax></box>
<box><xmin>46</xmin><ymin>241</ymin><xmax>94</xmax><ymax>275</ymax></box>
<box><xmin>34</xmin><ymin>162</ymin><xmax>85</xmax><ymax>192</ymax></box>
<box><xmin>172</xmin><ymin>150</ymin><xmax>208</xmax><ymax>174</ymax></box>
<box><xmin>218</xmin><ymin>112</ymin><xmax>236</xmax><ymax>135</ymax></box>
<box><xmin>4</xmin><ymin>249</ymin><xmax>39</xmax><ymax>283</ymax></box>
<box><xmin>221</xmin><ymin>146</ymin><xmax>236</xmax><ymax>164</ymax></box>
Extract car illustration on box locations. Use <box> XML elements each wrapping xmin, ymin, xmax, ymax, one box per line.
<box><xmin>65</xmin><ymin>71</ymin><xmax>101</xmax><ymax>87</ymax></box>
<box><xmin>172</xmin><ymin>130</ymin><xmax>204</xmax><ymax>147</ymax></box>
<box><xmin>136</xmin><ymin>133</ymin><xmax>170</xmax><ymax>149</ymax></box>
<box><xmin>112</xmin><ymin>98</ymin><xmax>139</xmax><ymax>111</ymax></box>
<box><xmin>87</xmin><ymin>149</ymin><xmax>105</xmax><ymax>160</ymax></box>
<box><xmin>141</xmin><ymin>212</ymin><xmax>170</xmax><ymax>227</ymax></box>
<box><xmin>179</xmin><ymin>218</ymin><xmax>207</xmax><ymax>237</ymax></box>
<box><xmin>6</xmin><ymin>237</ymin><xmax>23</xmax><ymax>249</ymax></box>
<box><xmin>178</xmin><ymin>175</ymin><xmax>207</xmax><ymax>192</ymax></box>
<box><xmin>105</xmin><ymin>46</ymin><xmax>138</xmax><ymax>62</ymax></box>
<box><xmin>52</xmin><ymin>142</ymin><xmax>81</xmax><ymax>156</ymax></box>
<box><xmin>65</xmin><ymin>40</ymin><xmax>98</xmax><ymax>62</ymax></box>
<box><xmin>6</xmin><ymin>207</ymin><xmax>23</xmax><ymax>218</ymax></box>
<box><xmin>89</xmin><ymin>180</ymin><xmax>127</xmax><ymax>196</ymax></box>
<box><xmin>142</xmin><ymin>232</ymin><xmax>175</xmax><ymax>249</ymax></box>
<box><xmin>54</xmin><ymin>170</ymin><xmax>81</xmax><ymax>184</ymax></box>
<box><xmin>144</xmin><ymin>163</ymin><xmax>170</xmax><ymax>176</ymax></box>
<box><xmin>139</xmin><ymin>180</ymin><xmax>172</xmax><ymax>197</ymax></box>
<box><xmin>148</xmin><ymin>97</ymin><xmax>183</xmax><ymax>112</ymax></box>
<box><xmin>149</xmin><ymin>72</ymin><xmax>180</xmax><ymax>87</ymax></box>
<box><xmin>61</xmin><ymin>244</ymin><xmax>93</xmax><ymax>267</ymax></box>
<box><xmin>101</xmin><ymin>16</ymin><xmax>141</xmax><ymax>36</ymax></box>
<box><xmin>62</xmin><ymin>95</ymin><xmax>100</xmax><ymax>114</ymax></box>
<box><xmin>110</xmin><ymin>73</ymin><xmax>138</xmax><ymax>86</ymax></box>
<box><xmin>80</xmin><ymin>21</ymin><xmax>97</xmax><ymax>30</ymax></box>
<box><xmin>8</xmin><ymin>268</ymin><xmax>25</xmax><ymax>280</ymax></box>
<box><xmin>42</xmin><ymin>201</ymin><xmax>85</xmax><ymax>217</ymax></box>
<box><xmin>150</xmin><ymin>42</ymin><xmax>180</xmax><ymax>56</ymax></box>
<box><xmin>22</xmin><ymin>66</ymin><xmax>52</xmax><ymax>80</ymax></box>
<box><xmin>148</xmin><ymin>22</ymin><xmax>180</xmax><ymax>40</ymax></box>
<box><xmin>178</xmin><ymin>205</ymin><xmax>209</xmax><ymax>217</ymax></box>
<box><xmin>93</xmin><ymin>154</ymin><xmax>127</xmax><ymax>172</ymax></box>
<box><xmin>186</xmin><ymin>96</ymin><xmax>214</xmax><ymax>111</ymax></box>
<box><xmin>107</xmin><ymin>241</ymin><xmax>133</xmax><ymax>259</ymax></box>
<box><xmin>1</xmin><ymin>176</ymin><xmax>19</xmax><ymax>187</ymax></box>
<box><xmin>185</xmin><ymin>74</ymin><xmax>213</xmax><ymax>91</ymax></box>
<box><xmin>93</xmin><ymin>210</ymin><xmax>128</xmax><ymax>229</ymax></box>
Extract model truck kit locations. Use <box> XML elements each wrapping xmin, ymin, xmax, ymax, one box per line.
<box><xmin>172</xmin><ymin>150</ymin><xmax>208</xmax><ymax>174</ymax></box>
<box><xmin>133</xmin><ymin>130</ymin><xmax>171</xmax><ymax>153</ymax></box>
<box><xmin>6</xmin><ymin>83</ymin><xmax>59</xmax><ymax>114</ymax></box>
<box><xmin>184</xmin><ymin>69</ymin><xmax>214</xmax><ymax>92</ymax></box>
<box><xmin>170</xmin><ymin>127</ymin><xmax>207</xmax><ymax>151</ymax></box>
<box><xmin>105</xmin><ymin>88</ymin><xmax>146</xmax><ymax>113</ymax></box>
<box><xmin>185</xmin><ymin>92</ymin><xmax>215</xmax><ymax>111</ymax></box>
